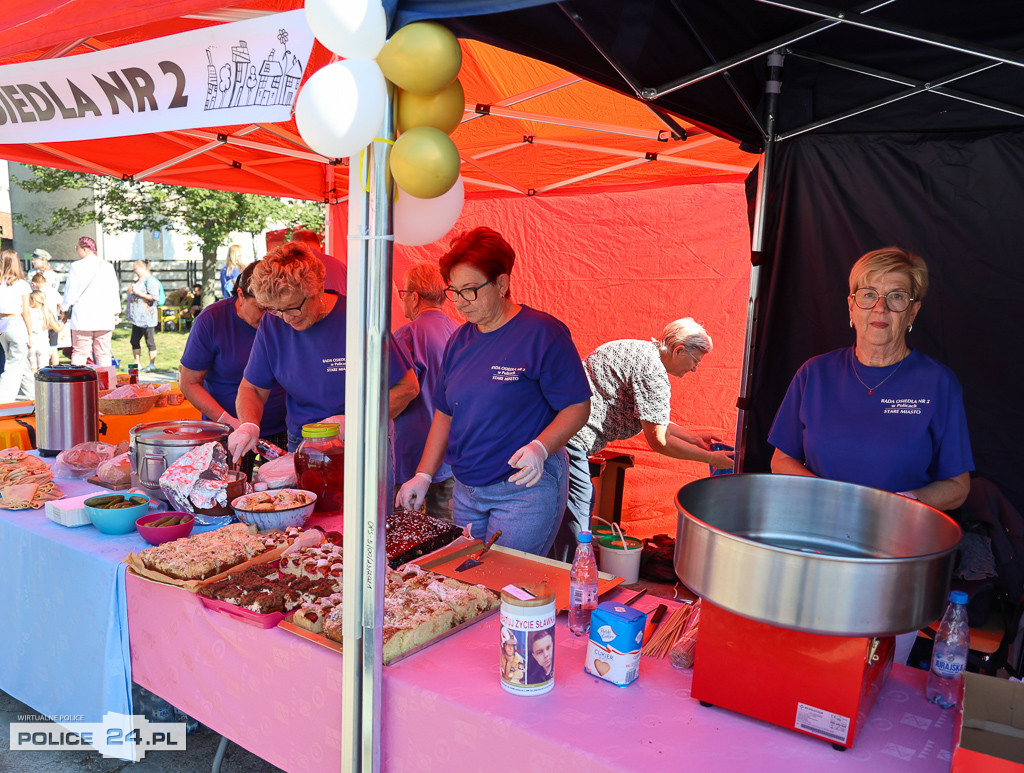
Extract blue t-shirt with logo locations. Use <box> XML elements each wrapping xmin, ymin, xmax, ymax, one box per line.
<box><xmin>394</xmin><ymin>309</ymin><xmax>459</xmax><ymax>483</ymax></box>
<box><xmin>769</xmin><ymin>347</ymin><xmax>974</xmax><ymax>492</ymax></box>
<box><xmin>434</xmin><ymin>305</ymin><xmax>591</xmax><ymax>487</ymax></box>
<box><xmin>180</xmin><ymin>298</ymin><xmax>287</xmax><ymax>435</ymax></box>
<box><xmin>244</xmin><ymin>292</ymin><xmax>409</xmax><ymax>437</ymax></box>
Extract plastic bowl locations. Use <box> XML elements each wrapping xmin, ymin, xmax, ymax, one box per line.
<box><xmin>85</xmin><ymin>494</ymin><xmax>152</xmax><ymax>535</ymax></box>
<box><xmin>136</xmin><ymin>511</ymin><xmax>195</xmax><ymax>546</ymax></box>
<box><xmin>231</xmin><ymin>489</ymin><xmax>317</xmax><ymax>530</ymax></box>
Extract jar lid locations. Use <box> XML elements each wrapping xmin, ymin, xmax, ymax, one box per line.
<box><xmin>501</xmin><ymin>582</ymin><xmax>555</xmax><ymax>608</ymax></box>
<box><xmin>35</xmin><ymin>365</ymin><xmax>97</xmax><ymax>383</ymax></box>
<box><xmin>302</xmin><ymin>423</ymin><xmax>340</xmax><ymax>439</ymax></box>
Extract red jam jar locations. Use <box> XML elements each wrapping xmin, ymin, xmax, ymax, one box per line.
<box><xmin>294</xmin><ymin>423</ymin><xmax>344</xmax><ymax>516</ymax></box>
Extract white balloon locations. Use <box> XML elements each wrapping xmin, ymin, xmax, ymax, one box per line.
<box><xmin>295</xmin><ymin>60</ymin><xmax>387</xmax><ymax>160</ymax></box>
<box><xmin>394</xmin><ymin>176</ymin><xmax>465</xmax><ymax>246</ymax></box>
<box><xmin>305</xmin><ymin>0</ymin><xmax>387</xmax><ymax>60</ymax></box>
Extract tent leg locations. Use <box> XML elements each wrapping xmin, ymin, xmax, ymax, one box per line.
<box><xmin>341</xmin><ymin>83</ymin><xmax>396</xmax><ymax>773</ymax></box>
<box><xmin>735</xmin><ymin>50</ymin><xmax>783</xmax><ymax>471</ymax></box>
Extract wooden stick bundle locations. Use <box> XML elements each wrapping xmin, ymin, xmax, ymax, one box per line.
<box><xmin>642</xmin><ymin>603</ymin><xmax>692</xmax><ymax>658</ymax></box>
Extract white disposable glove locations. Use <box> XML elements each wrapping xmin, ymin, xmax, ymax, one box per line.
<box><xmin>321</xmin><ymin>415</ymin><xmax>345</xmax><ymax>435</ymax></box>
<box><xmin>508</xmin><ymin>439</ymin><xmax>548</xmax><ymax>487</ymax></box>
<box><xmin>396</xmin><ymin>472</ymin><xmax>432</xmax><ymax>511</ymax></box>
<box><xmin>216</xmin><ymin>410</ymin><xmax>240</xmax><ymax>430</ymax></box>
<box><xmin>227</xmin><ymin>422</ymin><xmax>260</xmax><ymax>463</ymax></box>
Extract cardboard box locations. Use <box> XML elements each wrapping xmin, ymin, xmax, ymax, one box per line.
<box><xmin>953</xmin><ymin>672</ymin><xmax>1024</xmax><ymax>772</ymax></box>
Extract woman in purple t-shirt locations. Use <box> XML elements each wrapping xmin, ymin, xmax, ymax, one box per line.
<box><xmin>396</xmin><ymin>227</ymin><xmax>592</xmax><ymax>557</ymax></box>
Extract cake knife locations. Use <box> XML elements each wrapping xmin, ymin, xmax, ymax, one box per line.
<box><xmin>454</xmin><ymin>530</ymin><xmax>502</xmax><ymax>572</ymax></box>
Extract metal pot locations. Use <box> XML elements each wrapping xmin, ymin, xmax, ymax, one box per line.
<box><xmin>129</xmin><ymin>420</ymin><xmax>230</xmax><ymax>503</ymax></box>
<box><xmin>34</xmin><ymin>366</ymin><xmax>99</xmax><ymax>456</ymax></box>
<box><xmin>674</xmin><ymin>473</ymin><xmax>962</xmax><ymax>636</ymax></box>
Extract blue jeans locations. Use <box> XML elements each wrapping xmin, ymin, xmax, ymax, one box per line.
<box><xmin>550</xmin><ymin>441</ymin><xmax>595</xmax><ymax>562</ymax></box>
<box><xmin>453</xmin><ymin>449</ymin><xmax>569</xmax><ymax>557</ymax></box>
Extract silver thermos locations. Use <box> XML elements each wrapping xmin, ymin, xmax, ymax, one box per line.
<box><xmin>34</xmin><ymin>366</ymin><xmax>99</xmax><ymax>456</ymax></box>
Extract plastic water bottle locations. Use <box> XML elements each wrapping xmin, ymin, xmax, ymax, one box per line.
<box><xmin>569</xmin><ymin>531</ymin><xmax>599</xmax><ymax>636</ymax></box>
<box><xmin>926</xmin><ymin>590</ymin><xmax>970</xmax><ymax>709</ymax></box>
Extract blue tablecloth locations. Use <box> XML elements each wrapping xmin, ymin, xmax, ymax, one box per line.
<box><xmin>0</xmin><ymin>473</ymin><xmax>219</xmax><ymax>758</ymax></box>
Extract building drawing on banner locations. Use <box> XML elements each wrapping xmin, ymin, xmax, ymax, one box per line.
<box><xmin>204</xmin><ymin>28</ymin><xmax>303</xmax><ymax>111</ymax></box>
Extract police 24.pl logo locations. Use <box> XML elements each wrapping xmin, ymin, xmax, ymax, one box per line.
<box><xmin>11</xmin><ymin>712</ymin><xmax>186</xmax><ymax>760</ymax></box>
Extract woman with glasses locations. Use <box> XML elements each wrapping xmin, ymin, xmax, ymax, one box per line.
<box><xmin>228</xmin><ymin>243</ymin><xmax>418</xmax><ymax>460</ymax></box>
<box><xmin>770</xmin><ymin>246</ymin><xmax>972</xmax><ymax>509</ymax></box>
<box><xmin>179</xmin><ymin>261</ymin><xmax>288</xmax><ymax>466</ymax></box>
<box><xmin>396</xmin><ymin>227</ymin><xmax>592</xmax><ymax>557</ymax></box>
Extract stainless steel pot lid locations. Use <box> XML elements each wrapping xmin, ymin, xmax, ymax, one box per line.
<box><xmin>130</xmin><ymin>420</ymin><xmax>229</xmax><ymax>445</ymax></box>
<box><xmin>674</xmin><ymin>473</ymin><xmax>962</xmax><ymax>636</ymax></box>
<box><xmin>35</xmin><ymin>365</ymin><xmax>97</xmax><ymax>382</ymax></box>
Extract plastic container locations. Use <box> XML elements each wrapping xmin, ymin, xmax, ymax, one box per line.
<box><xmin>499</xmin><ymin>582</ymin><xmax>556</xmax><ymax>696</ymax></box>
<box><xmin>598</xmin><ymin>534</ymin><xmax>644</xmax><ymax>584</ymax></box>
<box><xmin>136</xmin><ymin>511</ymin><xmax>194</xmax><ymax>545</ymax></box>
<box><xmin>295</xmin><ymin>423</ymin><xmax>344</xmax><ymax>516</ymax></box>
<box><xmin>569</xmin><ymin>532</ymin><xmax>599</xmax><ymax>636</ymax></box>
<box><xmin>926</xmin><ymin>589</ymin><xmax>970</xmax><ymax>709</ymax></box>
<box><xmin>84</xmin><ymin>493</ymin><xmax>152</xmax><ymax>535</ymax></box>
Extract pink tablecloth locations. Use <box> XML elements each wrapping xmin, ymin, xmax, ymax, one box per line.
<box><xmin>126</xmin><ymin>574</ymin><xmax>955</xmax><ymax>772</ymax></box>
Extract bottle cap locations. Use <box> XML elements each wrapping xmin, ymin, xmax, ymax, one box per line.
<box><xmin>578</xmin><ymin>531</ymin><xmax>592</xmax><ymax>544</ymax></box>
<box><xmin>301</xmin><ymin>423</ymin><xmax>340</xmax><ymax>439</ymax></box>
<box><xmin>950</xmin><ymin>590</ymin><xmax>968</xmax><ymax>605</ymax></box>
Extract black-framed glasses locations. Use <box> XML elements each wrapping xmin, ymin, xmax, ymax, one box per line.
<box><xmin>397</xmin><ymin>289</ymin><xmax>415</xmax><ymax>298</ymax></box>
<box><xmin>266</xmin><ymin>295</ymin><xmax>308</xmax><ymax>317</ymax></box>
<box><xmin>444</xmin><ymin>280</ymin><xmax>490</xmax><ymax>302</ymax></box>
<box><xmin>850</xmin><ymin>288</ymin><xmax>915</xmax><ymax>313</ymax></box>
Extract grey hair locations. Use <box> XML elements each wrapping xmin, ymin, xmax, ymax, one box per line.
<box><xmin>403</xmin><ymin>261</ymin><xmax>446</xmax><ymax>305</ymax></box>
<box><xmin>654</xmin><ymin>317</ymin><xmax>712</xmax><ymax>357</ymax></box>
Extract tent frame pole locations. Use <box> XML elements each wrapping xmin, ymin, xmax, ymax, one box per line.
<box><xmin>341</xmin><ymin>84</ymin><xmax>396</xmax><ymax>773</ymax></box>
<box><xmin>735</xmin><ymin>50</ymin><xmax>784</xmax><ymax>471</ymax></box>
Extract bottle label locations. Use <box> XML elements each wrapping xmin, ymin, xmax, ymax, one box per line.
<box><xmin>933</xmin><ymin>657</ymin><xmax>965</xmax><ymax>679</ymax></box>
<box><xmin>571</xmin><ymin>586</ymin><xmax>598</xmax><ymax>606</ymax></box>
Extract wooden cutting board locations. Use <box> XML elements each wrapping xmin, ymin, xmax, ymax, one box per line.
<box><xmin>417</xmin><ymin>541</ymin><xmax>622</xmax><ymax>612</ymax></box>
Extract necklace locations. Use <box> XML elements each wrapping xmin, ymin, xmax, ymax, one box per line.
<box><xmin>851</xmin><ymin>351</ymin><xmax>907</xmax><ymax>394</ymax></box>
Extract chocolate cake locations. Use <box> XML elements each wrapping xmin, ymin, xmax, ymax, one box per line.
<box><xmin>385</xmin><ymin>510</ymin><xmax>463</xmax><ymax>569</ymax></box>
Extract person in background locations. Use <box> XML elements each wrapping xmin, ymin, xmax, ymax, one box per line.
<box><xmin>290</xmin><ymin>229</ymin><xmax>346</xmax><ymax>294</ymax></box>
<box><xmin>31</xmin><ymin>249</ymin><xmax>61</xmax><ymax>296</ymax></box>
<box><xmin>221</xmin><ymin>244</ymin><xmax>244</xmax><ymax>299</ymax></box>
<box><xmin>30</xmin><ymin>272</ymin><xmax>61</xmax><ymax>366</ymax></box>
<box><xmin>180</xmin><ymin>261</ymin><xmax>287</xmax><ymax>471</ymax></box>
<box><xmin>393</xmin><ymin>262</ymin><xmax>459</xmax><ymax>520</ymax></box>
<box><xmin>0</xmin><ymin>250</ymin><xmax>34</xmax><ymax>402</ymax></box>
<box><xmin>27</xmin><ymin>290</ymin><xmax>60</xmax><ymax>374</ymax></box>
<box><xmin>60</xmin><ymin>236</ymin><xmax>120</xmax><ymax>367</ymax></box>
<box><xmin>228</xmin><ymin>243</ymin><xmax>418</xmax><ymax>464</ymax></box>
<box><xmin>554</xmin><ymin>318</ymin><xmax>734</xmax><ymax>560</ymax></box>
<box><xmin>187</xmin><ymin>284</ymin><xmax>203</xmax><ymax>319</ymax></box>
<box><xmin>396</xmin><ymin>227</ymin><xmax>591</xmax><ymax>557</ymax></box>
<box><xmin>769</xmin><ymin>246</ymin><xmax>974</xmax><ymax>665</ymax></box>
<box><xmin>125</xmin><ymin>260</ymin><xmax>160</xmax><ymax>372</ymax></box>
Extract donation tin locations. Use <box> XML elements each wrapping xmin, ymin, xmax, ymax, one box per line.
<box><xmin>499</xmin><ymin>582</ymin><xmax>556</xmax><ymax>696</ymax></box>
<box><xmin>585</xmin><ymin>601</ymin><xmax>646</xmax><ymax>686</ymax></box>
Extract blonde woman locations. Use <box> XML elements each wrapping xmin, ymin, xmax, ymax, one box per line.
<box><xmin>0</xmin><ymin>250</ymin><xmax>34</xmax><ymax>402</ymax></box>
<box><xmin>220</xmin><ymin>244</ymin><xmax>244</xmax><ymax>299</ymax></box>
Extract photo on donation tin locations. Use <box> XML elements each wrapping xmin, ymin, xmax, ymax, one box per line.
<box><xmin>526</xmin><ymin>627</ymin><xmax>555</xmax><ymax>685</ymax></box>
<box><xmin>500</xmin><ymin>626</ymin><xmax>527</xmax><ymax>685</ymax></box>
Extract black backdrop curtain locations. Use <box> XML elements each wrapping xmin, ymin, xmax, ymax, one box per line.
<box><xmin>744</xmin><ymin>130</ymin><xmax>1024</xmax><ymax>515</ymax></box>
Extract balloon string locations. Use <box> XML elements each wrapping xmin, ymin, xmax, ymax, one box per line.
<box><xmin>358</xmin><ymin>138</ymin><xmax>398</xmax><ymax>193</ymax></box>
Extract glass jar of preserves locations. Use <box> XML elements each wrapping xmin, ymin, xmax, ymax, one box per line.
<box><xmin>295</xmin><ymin>423</ymin><xmax>344</xmax><ymax>516</ymax></box>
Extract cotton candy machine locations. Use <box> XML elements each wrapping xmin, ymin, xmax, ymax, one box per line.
<box><xmin>674</xmin><ymin>473</ymin><xmax>962</xmax><ymax>748</ymax></box>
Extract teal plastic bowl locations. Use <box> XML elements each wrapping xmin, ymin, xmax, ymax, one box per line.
<box><xmin>85</xmin><ymin>494</ymin><xmax>152</xmax><ymax>535</ymax></box>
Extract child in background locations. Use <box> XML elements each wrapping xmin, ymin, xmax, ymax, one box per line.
<box><xmin>28</xmin><ymin>290</ymin><xmax>62</xmax><ymax>372</ymax></box>
<box><xmin>31</xmin><ymin>272</ymin><xmax>62</xmax><ymax>365</ymax></box>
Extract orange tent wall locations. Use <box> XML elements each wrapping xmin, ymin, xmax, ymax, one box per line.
<box><xmin>385</xmin><ymin>179</ymin><xmax>751</xmax><ymax>538</ymax></box>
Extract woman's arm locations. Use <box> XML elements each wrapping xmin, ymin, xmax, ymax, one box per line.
<box><xmin>388</xmin><ymin>369</ymin><xmax>420</xmax><ymax>419</ymax></box>
<box><xmin>178</xmin><ymin>365</ymin><xmax>231</xmax><ymax>422</ymax></box>
<box><xmin>534</xmin><ymin>400</ymin><xmax>591</xmax><ymax>456</ymax></box>
<box><xmin>904</xmin><ymin>472</ymin><xmax>970</xmax><ymax>511</ymax></box>
<box><xmin>20</xmin><ymin>295</ymin><xmax>32</xmax><ymax>348</ymax></box>
<box><xmin>413</xmin><ymin>411</ymin><xmax>452</xmax><ymax>477</ymax></box>
<box><xmin>644</xmin><ymin>421</ymin><xmax>733</xmax><ymax>469</ymax></box>
<box><xmin>771</xmin><ymin>447</ymin><xmax>819</xmax><ymax>478</ymax></box>
<box><xmin>235</xmin><ymin>377</ymin><xmax>271</xmax><ymax>427</ymax></box>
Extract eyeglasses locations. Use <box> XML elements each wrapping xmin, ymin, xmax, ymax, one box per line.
<box><xmin>265</xmin><ymin>295</ymin><xmax>307</xmax><ymax>317</ymax></box>
<box><xmin>444</xmin><ymin>280</ymin><xmax>490</xmax><ymax>302</ymax></box>
<box><xmin>850</xmin><ymin>288</ymin><xmax>915</xmax><ymax>313</ymax></box>
<box><xmin>397</xmin><ymin>290</ymin><xmax>415</xmax><ymax>298</ymax></box>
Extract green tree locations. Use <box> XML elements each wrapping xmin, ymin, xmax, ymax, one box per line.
<box><xmin>13</xmin><ymin>166</ymin><xmax>324</xmax><ymax>303</ymax></box>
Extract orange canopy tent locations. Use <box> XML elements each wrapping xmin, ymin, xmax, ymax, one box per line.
<box><xmin>0</xmin><ymin>1</ymin><xmax>757</xmax><ymax>533</ymax></box>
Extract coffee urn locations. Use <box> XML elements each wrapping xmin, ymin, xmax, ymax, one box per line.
<box><xmin>34</xmin><ymin>366</ymin><xmax>99</xmax><ymax>456</ymax></box>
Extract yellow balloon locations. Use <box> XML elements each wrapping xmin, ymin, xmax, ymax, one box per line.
<box><xmin>390</xmin><ymin>127</ymin><xmax>461</xmax><ymax>199</ymax></box>
<box><xmin>377</xmin><ymin>21</ymin><xmax>462</xmax><ymax>95</ymax></box>
<box><xmin>398</xmin><ymin>78</ymin><xmax>465</xmax><ymax>135</ymax></box>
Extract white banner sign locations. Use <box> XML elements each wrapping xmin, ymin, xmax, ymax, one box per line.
<box><xmin>0</xmin><ymin>10</ymin><xmax>314</xmax><ymax>144</ymax></box>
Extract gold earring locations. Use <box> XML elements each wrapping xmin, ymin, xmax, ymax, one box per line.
<box><xmin>849</xmin><ymin>320</ymin><xmax>854</xmax><ymax>328</ymax></box>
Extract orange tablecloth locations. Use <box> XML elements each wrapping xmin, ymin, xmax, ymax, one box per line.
<box><xmin>0</xmin><ymin>401</ymin><xmax>200</xmax><ymax>451</ymax></box>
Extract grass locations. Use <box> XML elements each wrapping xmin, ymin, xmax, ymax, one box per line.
<box><xmin>108</xmin><ymin>323</ymin><xmax>190</xmax><ymax>373</ymax></box>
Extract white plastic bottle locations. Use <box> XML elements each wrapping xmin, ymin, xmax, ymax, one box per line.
<box><xmin>569</xmin><ymin>531</ymin><xmax>599</xmax><ymax>636</ymax></box>
<box><xmin>926</xmin><ymin>590</ymin><xmax>970</xmax><ymax>709</ymax></box>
